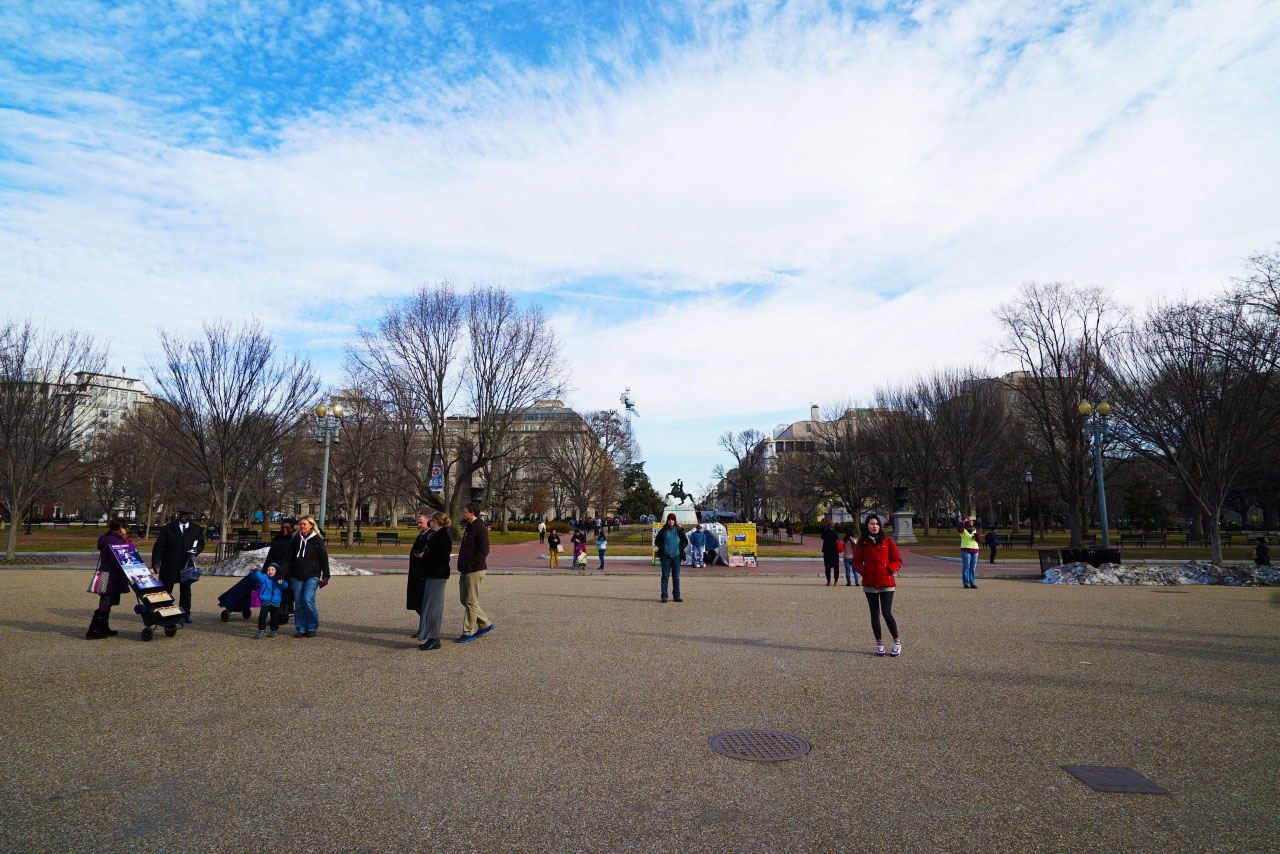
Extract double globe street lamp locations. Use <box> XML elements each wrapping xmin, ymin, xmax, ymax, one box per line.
<box><xmin>1079</xmin><ymin>400</ymin><xmax>1112</xmax><ymax>550</ymax></box>
<box><xmin>315</xmin><ymin>401</ymin><xmax>344</xmax><ymax>531</ymax></box>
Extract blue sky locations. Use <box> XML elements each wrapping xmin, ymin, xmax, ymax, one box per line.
<box><xmin>3</xmin><ymin>0</ymin><xmax>1279</xmax><ymax>495</ymax></box>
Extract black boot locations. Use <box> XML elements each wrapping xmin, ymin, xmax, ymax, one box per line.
<box><xmin>102</xmin><ymin>614</ymin><xmax>118</xmax><ymax>636</ymax></box>
<box><xmin>85</xmin><ymin>611</ymin><xmax>111</xmax><ymax>640</ymax></box>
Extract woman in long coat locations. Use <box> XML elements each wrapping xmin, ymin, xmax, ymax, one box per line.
<box><xmin>416</xmin><ymin>512</ymin><xmax>453</xmax><ymax>650</ymax></box>
<box><xmin>86</xmin><ymin>519</ymin><xmax>134</xmax><ymax>639</ymax></box>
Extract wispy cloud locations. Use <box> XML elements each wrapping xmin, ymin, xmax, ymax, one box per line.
<box><xmin>2</xmin><ymin>0</ymin><xmax>1278</xmax><ymax>486</ymax></box>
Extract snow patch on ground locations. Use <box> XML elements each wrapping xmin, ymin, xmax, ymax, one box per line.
<box><xmin>1043</xmin><ymin>562</ymin><xmax>1280</xmax><ymax>586</ymax></box>
<box><xmin>202</xmin><ymin>546</ymin><xmax>372</xmax><ymax>577</ymax></box>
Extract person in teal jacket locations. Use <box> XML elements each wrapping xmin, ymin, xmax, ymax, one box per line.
<box><xmin>652</xmin><ymin>514</ymin><xmax>689</xmax><ymax>602</ymax></box>
<box><xmin>249</xmin><ymin>563</ymin><xmax>287</xmax><ymax>638</ymax></box>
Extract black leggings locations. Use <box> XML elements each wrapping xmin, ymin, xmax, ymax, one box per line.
<box><xmin>865</xmin><ymin>590</ymin><xmax>898</xmax><ymax>640</ymax></box>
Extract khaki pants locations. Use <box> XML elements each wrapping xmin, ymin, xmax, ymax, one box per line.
<box><xmin>458</xmin><ymin>570</ymin><xmax>490</xmax><ymax>635</ymax></box>
<box><xmin>549</xmin><ymin>548</ymin><xmax>559</xmax><ymax>567</ymax></box>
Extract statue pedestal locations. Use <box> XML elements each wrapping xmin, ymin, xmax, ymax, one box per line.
<box><xmin>663</xmin><ymin>503</ymin><xmax>699</xmax><ymax>527</ymax></box>
<box><xmin>892</xmin><ymin>511</ymin><xmax>917</xmax><ymax>544</ymax></box>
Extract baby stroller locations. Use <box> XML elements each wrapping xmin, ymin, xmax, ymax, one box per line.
<box><xmin>218</xmin><ymin>568</ymin><xmax>295</xmax><ymax>625</ymax></box>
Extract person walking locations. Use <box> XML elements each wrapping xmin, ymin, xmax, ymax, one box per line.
<box><xmin>851</xmin><ymin>514</ymin><xmax>903</xmax><ymax>657</ymax></box>
<box><xmin>455</xmin><ymin>503</ymin><xmax>494</xmax><ymax>643</ymax></box>
<box><xmin>821</xmin><ymin>519</ymin><xmax>841</xmax><ymax>586</ymax></box>
<box><xmin>286</xmin><ymin>516</ymin><xmax>329</xmax><ymax>637</ymax></box>
<box><xmin>984</xmin><ymin>528</ymin><xmax>1000</xmax><ymax>565</ymax></box>
<box><xmin>652</xmin><ymin>512</ymin><xmax>688</xmax><ymax>603</ymax></box>
<box><xmin>85</xmin><ymin>519</ymin><xmax>133</xmax><ymax>639</ymax></box>
<box><xmin>151</xmin><ymin>506</ymin><xmax>205</xmax><ymax>623</ymax></box>
<box><xmin>957</xmin><ymin>516</ymin><xmax>981</xmax><ymax>588</ymax></box>
<box><xmin>842</xmin><ymin>528</ymin><xmax>861</xmax><ymax>586</ymax></box>
<box><xmin>406</xmin><ymin>514</ymin><xmax>432</xmax><ymax>629</ymax></box>
<box><xmin>264</xmin><ymin>518</ymin><xmax>295</xmax><ymax>626</ymax></box>
<box><xmin>547</xmin><ymin>528</ymin><xmax>561</xmax><ymax>567</ymax></box>
<box><xmin>416</xmin><ymin>512</ymin><xmax>453</xmax><ymax>651</ymax></box>
<box><xmin>538</xmin><ymin>520</ymin><xmax>546</xmax><ymax>545</ymax></box>
<box><xmin>689</xmin><ymin>524</ymin><xmax>706</xmax><ymax>568</ymax></box>
<box><xmin>1255</xmin><ymin>536</ymin><xmax>1272</xmax><ymax>567</ymax></box>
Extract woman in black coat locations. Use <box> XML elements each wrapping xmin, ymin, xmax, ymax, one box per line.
<box><xmin>86</xmin><ymin>519</ymin><xmax>133</xmax><ymax>639</ymax></box>
<box><xmin>416</xmin><ymin>512</ymin><xmax>453</xmax><ymax>651</ymax></box>
<box><xmin>406</xmin><ymin>514</ymin><xmax>432</xmax><ymax>619</ymax></box>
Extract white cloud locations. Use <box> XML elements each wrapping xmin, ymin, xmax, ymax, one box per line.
<box><xmin>2</xmin><ymin>0</ymin><xmax>1278</xmax><ymax>489</ymax></box>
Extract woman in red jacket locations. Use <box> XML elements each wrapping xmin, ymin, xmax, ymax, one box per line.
<box><xmin>851</xmin><ymin>514</ymin><xmax>903</xmax><ymax>657</ymax></box>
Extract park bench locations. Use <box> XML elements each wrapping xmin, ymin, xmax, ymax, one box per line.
<box><xmin>1221</xmin><ymin>533</ymin><xmax>1234</xmax><ymax>546</ymax></box>
<box><xmin>351</xmin><ymin>531</ymin><xmax>364</xmax><ymax>546</ymax></box>
<box><xmin>376</xmin><ymin>532</ymin><xmax>400</xmax><ymax>546</ymax></box>
<box><xmin>1002</xmin><ymin>534</ymin><xmax>1033</xmax><ymax>548</ymax></box>
<box><xmin>1183</xmin><ymin>536</ymin><xmax>1207</xmax><ymax>548</ymax></box>
<box><xmin>1145</xmin><ymin>532</ymin><xmax>1167</xmax><ymax>547</ymax></box>
<box><xmin>1119</xmin><ymin>533</ymin><xmax>1145</xmax><ymax>548</ymax></box>
<box><xmin>51</xmin><ymin>521</ymin><xmax>70</xmax><ymax>530</ymax></box>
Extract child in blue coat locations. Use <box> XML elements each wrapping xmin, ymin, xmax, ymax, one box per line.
<box><xmin>250</xmin><ymin>563</ymin><xmax>287</xmax><ymax>638</ymax></box>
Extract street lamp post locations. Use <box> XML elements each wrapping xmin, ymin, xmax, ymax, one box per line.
<box><xmin>1079</xmin><ymin>400</ymin><xmax>1112</xmax><ymax>549</ymax></box>
<box><xmin>1024</xmin><ymin>471</ymin><xmax>1034</xmax><ymax>547</ymax></box>
<box><xmin>314</xmin><ymin>401</ymin><xmax>344</xmax><ymax>531</ymax></box>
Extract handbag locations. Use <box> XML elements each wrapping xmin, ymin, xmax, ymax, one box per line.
<box><xmin>179</xmin><ymin>555</ymin><xmax>201</xmax><ymax>584</ymax></box>
<box><xmin>87</xmin><ymin>556</ymin><xmax>109</xmax><ymax>594</ymax></box>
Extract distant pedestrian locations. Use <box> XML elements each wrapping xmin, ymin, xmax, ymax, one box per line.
<box><xmin>85</xmin><ymin>519</ymin><xmax>132</xmax><ymax>639</ymax></box>
<box><xmin>286</xmin><ymin>516</ymin><xmax>329</xmax><ymax>637</ymax></box>
<box><xmin>455</xmin><ymin>503</ymin><xmax>494</xmax><ymax>643</ymax></box>
<box><xmin>851</xmin><ymin>514</ymin><xmax>903</xmax><ymax>657</ymax></box>
<box><xmin>957</xmin><ymin>516</ymin><xmax>981</xmax><ymax>588</ymax></box>
<box><xmin>821</xmin><ymin>520</ymin><xmax>841</xmax><ymax>586</ymax></box>
<box><xmin>547</xmin><ymin>528</ymin><xmax>561</xmax><ymax>567</ymax></box>
<box><xmin>1256</xmin><ymin>536</ymin><xmax>1271</xmax><ymax>567</ymax></box>
<box><xmin>538</xmin><ymin>520</ymin><xmax>546</xmax><ymax>544</ymax></box>
<box><xmin>652</xmin><ymin>512</ymin><xmax>688</xmax><ymax>603</ymax></box>
<box><xmin>416</xmin><ymin>512</ymin><xmax>453</xmax><ymax>651</ymax></box>
<box><xmin>596</xmin><ymin>532</ymin><xmax>608</xmax><ymax>570</ymax></box>
<box><xmin>151</xmin><ymin>505</ymin><xmax>205</xmax><ymax>623</ymax></box>
<box><xmin>842</xmin><ymin>529</ymin><xmax>860</xmax><ymax>586</ymax></box>
<box><xmin>689</xmin><ymin>525</ymin><xmax>706</xmax><ymax>568</ymax></box>
<box><xmin>984</xmin><ymin>529</ymin><xmax>1000</xmax><ymax>565</ymax></box>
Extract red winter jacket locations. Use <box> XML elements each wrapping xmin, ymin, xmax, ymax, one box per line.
<box><xmin>851</xmin><ymin>536</ymin><xmax>903</xmax><ymax>587</ymax></box>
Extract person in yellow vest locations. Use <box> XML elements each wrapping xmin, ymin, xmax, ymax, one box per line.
<box><xmin>957</xmin><ymin>516</ymin><xmax>981</xmax><ymax>588</ymax></box>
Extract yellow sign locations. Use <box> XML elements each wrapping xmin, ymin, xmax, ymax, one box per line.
<box><xmin>724</xmin><ymin>523</ymin><xmax>758</xmax><ymax>567</ymax></box>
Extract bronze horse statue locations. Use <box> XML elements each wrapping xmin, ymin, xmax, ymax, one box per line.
<box><xmin>667</xmin><ymin>479</ymin><xmax>693</xmax><ymax>505</ymax></box>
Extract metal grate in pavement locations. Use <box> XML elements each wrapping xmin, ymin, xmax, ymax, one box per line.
<box><xmin>709</xmin><ymin>730</ymin><xmax>810</xmax><ymax>762</ymax></box>
<box><xmin>1061</xmin><ymin>765</ymin><xmax>1168</xmax><ymax>794</ymax></box>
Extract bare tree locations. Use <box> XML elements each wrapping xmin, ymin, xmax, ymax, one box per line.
<box><xmin>0</xmin><ymin>320</ymin><xmax>106</xmax><ymax>559</ymax></box>
<box><xmin>804</xmin><ymin>404</ymin><xmax>876</xmax><ymax>524</ymax></box>
<box><xmin>536</xmin><ymin>410</ymin><xmax>629</xmax><ymax>520</ymax></box>
<box><xmin>351</xmin><ymin>283</ymin><xmax>566</xmax><ymax>525</ymax></box>
<box><xmin>995</xmin><ymin>282</ymin><xmax>1122</xmax><ymax>547</ymax></box>
<box><xmin>148</xmin><ymin>320</ymin><xmax>319</xmax><ymax>552</ymax></box>
<box><xmin>922</xmin><ymin>368</ymin><xmax>1009</xmax><ymax>517</ymax></box>
<box><xmin>1109</xmin><ymin>298</ymin><xmax>1280</xmax><ymax>564</ymax></box>
<box><xmin>319</xmin><ymin>368</ymin><xmax>391</xmax><ymax>545</ymax></box>
<box><xmin>867</xmin><ymin>389</ymin><xmax>942</xmax><ymax>534</ymax></box>
<box><xmin>716</xmin><ymin>429</ymin><xmax>768</xmax><ymax>520</ymax></box>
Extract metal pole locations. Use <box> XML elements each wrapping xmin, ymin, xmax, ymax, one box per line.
<box><xmin>1026</xmin><ymin>480</ymin><xmax>1034</xmax><ymax>547</ymax></box>
<box><xmin>1093</xmin><ymin>428</ymin><xmax>1110</xmax><ymax>549</ymax></box>
<box><xmin>319</xmin><ymin>429</ymin><xmax>332</xmax><ymax>532</ymax></box>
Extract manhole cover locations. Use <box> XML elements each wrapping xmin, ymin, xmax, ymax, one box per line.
<box><xmin>709</xmin><ymin>730</ymin><xmax>810</xmax><ymax>762</ymax></box>
<box><xmin>1061</xmin><ymin>765</ymin><xmax>1168</xmax><ymax>794</ymax></box>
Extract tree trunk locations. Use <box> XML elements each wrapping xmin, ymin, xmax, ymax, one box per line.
<box><xmin>1011</xmin><ymin>495</ymin><xmax>1021</xmax><ymax>534</ymax></box>
<box><xmin>5</xmin><ymin>520</ymin><xmax>17</xmax><ymax>561</ymax></box>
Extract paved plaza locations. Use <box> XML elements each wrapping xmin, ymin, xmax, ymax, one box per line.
<box><xmin>1</xmin><ymin>570</ymin><xmax>1276</xmax><ymax>852</ymax></box>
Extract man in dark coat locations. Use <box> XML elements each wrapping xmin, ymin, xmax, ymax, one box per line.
<box><xmin>821</xmin><ymin>520</ymin><xmax>841</xmax><ymax>586</ymax></box>
<box><xmin>263</xmin><ymin>518</ymin><xmax>296</xmax><ymax>623</ymax></box>
<box><xmin>652</xmin><ymin>513</ymin><xmax>689</xmax><ymax>602</ymax></box>
<box><xmin>455</xmin><ymin>503</ymin><xmax>493</xmax><ymax>642</ymax></box>
<box><xmin>407</xmin><ymin>513</ymin><xmax>432</xmax><ymax>618</ymax></box>
<box><xmin>151</xmin><ymin>506</ymin><xmax>205</xmax><ymax>622</ymax></box>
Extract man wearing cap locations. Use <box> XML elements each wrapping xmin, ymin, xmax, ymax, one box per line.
<box><xmin>152</xmin><ymin>506</ymin><xmax>205</xmax><ymax>623</ymax></box>
<box><xmin>652</xmin><ymin>513</ymin><xmax>689</xmax><ymax>603</ymax></box>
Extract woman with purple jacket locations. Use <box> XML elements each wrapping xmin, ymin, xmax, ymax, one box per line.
<box><xmin>85</xmin><ymin>519</ymin><xmax>133</xmax><ymax>639</ymax></box>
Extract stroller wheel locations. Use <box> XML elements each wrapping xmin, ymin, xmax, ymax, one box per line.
<box><xmin>220</xmin><ymin>609</ymin><xmax>230</xmax><ymax>622</ymax></box>
<box><xmin>164</xmin><ymin>625</ymin><xmax>177</xmax><ymax>637</ymax></box>
<box><xmin>241</xmin><ymin>608</ymin><xmax>252</xmax><ymax>620</ymax></box>
<box><xmin>141</xmin><ymin>627</ymin><xmax>154</xmax><ymax>642</ymax></box>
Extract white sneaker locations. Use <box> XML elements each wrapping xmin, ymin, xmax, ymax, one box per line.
<box><xmin>891</xmin><ymin>641</ymin><xmax>902</xmax><ymax>657</ymax></box>
<box><xmin>876</xmin><ymin>642</ymin><xmax>886</xmax><ymax>656</ymax></box>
